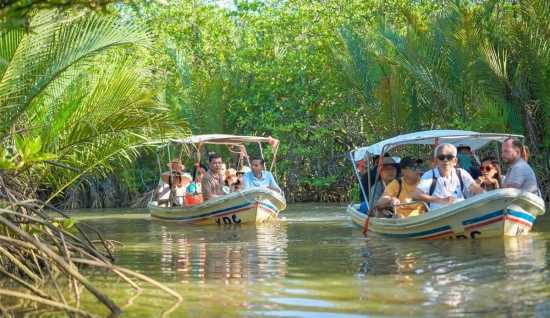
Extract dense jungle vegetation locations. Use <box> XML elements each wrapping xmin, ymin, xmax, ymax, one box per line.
<box><xmin>2</xmin><ymin>0</ymin><xmax>550</xmax><ymax>209</ymax></box>
<box><xmin>1</xmin><ymin>0</ymin><xmax>550</xmax><ymax>315</ymax></box>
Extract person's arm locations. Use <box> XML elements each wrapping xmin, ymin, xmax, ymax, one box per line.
<box><xmin>157</xmin><ymin>185</ymin><xmax>163</xmax><ymax>198</ymax></box>
<box><xmin>412</xmin><ymin>188</ymin><xmax>455</xmax><ymax>205</ymax></box>
<box><xmin>267</xmin><ymin>172</ymin><xmax>281</xmax><ymax>193</ymax></box>
<box><xmin>468</xmin><ymin>182</ymin><xmax>486</xmax><ymax>195</ymax></box>
<box><xmin>505</xmin><ymin>183</ymin><xmax>521</xmax><ymax>189</ymax></box>
<box><xmin>202</xmin><ymin>177</ymin><xmax>221</xmax><ymax>200</ymax></box>
<box><xmin>503</xmin><ymin>170</ymin><xmax>522</xmax><ymax>188</ymax></box>
<box><xmin>377</xmin><ymin>193</ymin><xmax>399</xmax><ymax>207</ymax></box>
<box><xmin>502</xmin><ymin>164</ymin><xmax>527</xmax><ymax>189</ymax></box>
<box><xmin>460</xmin><ymin>168</ymin><xmax>486</xmax><ymax>195</ymax></box>
<box><xmin>157</xmin><ymin>187</ymin><xmax>173</xmax><ymax>205</ymax></box>
<box><xmin>376</xmin><ymin>180</ymin><xmax>399</xmax><ymax>207</ymax></box>
<box><xmin>157</xmin><ymin>177</ymin><xmax>165</xmax><ymax>197</ymax></box>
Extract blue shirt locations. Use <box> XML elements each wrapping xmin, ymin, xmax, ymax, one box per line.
<box><xmin>242</xmin><ymin>171</ymin><xmax>281</xmax><ymax>191</ymax></box>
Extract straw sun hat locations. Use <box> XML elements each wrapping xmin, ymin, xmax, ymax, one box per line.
<box><xmin>167</xmin><ymin>158</ymin><xmax>184</xmax><ymax>170</ymax></box>
<box><xmin>161</xmin><ymin>172</ymin><xmax>192</xmax><ymax>187</ymax></box>
<box><xmin>237</xmin><ymin>166</ymin><xmax>251</xmax><ymax>174</ymax></box>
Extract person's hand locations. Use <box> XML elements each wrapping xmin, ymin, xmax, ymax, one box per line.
<box><xmin>440</xmin><ymin>196</ymin><xmax>456</xmax><ymax>205</ymax></box>
<box><xmin>389</xmin><ymin>197</ymin><xmax>401</xmax><ymax>206</ymax></box>
<box><xmin>486</xmin><ymin>177</ymin><xmax>499</xmax><ymax>188</ymax></box>
<box><xmin>268</xmin><ymin>185</ymin><xmax>280</xmax><ymax>193</ymax></box>
<box><xmin>476</xmin><ymin>176</ymin><xmax>485</xmax><ymax>185</ymax></box>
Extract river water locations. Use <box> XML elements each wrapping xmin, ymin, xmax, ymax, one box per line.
<box><xmin>11</xmin><ymin>204</ymin><xmax>550</xmax><ymax>316</ymax></box>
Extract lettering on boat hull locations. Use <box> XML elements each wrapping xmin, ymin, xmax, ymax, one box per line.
<box><xmin>516</xmin><ymin>226</ymin><xmax>524</xmax><ymax>236</ymax></box>
<box><xmin>215</xmin><ymin>214</ymin><xmax>242</xmax><ymax>225</ymax></box>
<box><xmin>448</xmin><ymin>231</ymin><xmax>482</xmax><ymax>239</ymax></box>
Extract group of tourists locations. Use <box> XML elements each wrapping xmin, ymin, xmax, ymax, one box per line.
<box><xmin>157</xmin><ymin>152</ymin><xmax>282</xmax><ymax>207</ymax></box>
<box><xmin>361</xmin><ymin>137</ymin><xmax>539</xmax><ymax>218</ymax></box>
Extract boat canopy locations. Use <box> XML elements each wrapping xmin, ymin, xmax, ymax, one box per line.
<box><xmin>352</xmin><ymin>130</ymin><xmax>523</xmax><ymax>162</ymax></box>
<box><xmin>163</xmin><ymin>134</ymin><xmax>280</xmax><ymax>157</ymax></box>
<box><xmin>169</xmin><ymin>134</ymin><xmax>279</xmax><ymax>147</ymax></box>
<box><xmin>157</xmin><ymin>134</ymin><xmax>280</xmax><ymax>172</ymax></box>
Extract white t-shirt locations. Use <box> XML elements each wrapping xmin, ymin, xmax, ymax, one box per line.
<box><xmin>416</xmin><ymin>168</ymin><xmax>475</xmax><ymax>211</ymax></box>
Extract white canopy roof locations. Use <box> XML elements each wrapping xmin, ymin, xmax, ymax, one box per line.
<box><xmin>163</xmin><ymin>134</ymin><xmax>280</xmax><ymax>165</ymax></box>
<box><xmin>169</xmin><ymin>134</ymin><xmax>279</xmax><ymax>146</ymax></box>
<box><xmin>352</xmin><ymin>130</ymin><xmax>523</xmax><ymax>162</ymax></box>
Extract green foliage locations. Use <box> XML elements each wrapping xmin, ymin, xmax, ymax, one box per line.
<box><xmin>19</xmin><ymin>218</ymin><xmax>78</xmax><ymax>236</ymax></box>
<box><xmin>349</xmin><ymin>187</ymin><xmax>360</xmax><ymax>204</ymax></box>
<box><xmin>3</xmin><ymin>0</ymin><xmax>550</xmax><ymax>205</ymax></box>
<box><xmin>0</xmin><ymin>136</ymin><xmax>56</xmax><ymax>169</ymax></box>
<box><xmin>1</xmin><ymin>0</ymin><xmax>126</xmax><ymax>29</ymax></box>
<box><xmin>129</xmin><ymin>0</ymin><xmax>550</xmax><ymax>201</ymax></box>
<box><xmin>0</xmin><ymin>9</ymin><xmax>189</xmax><ymax>205</ymax></box>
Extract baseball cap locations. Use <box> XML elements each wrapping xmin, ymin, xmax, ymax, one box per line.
<box><xmin>399</xmin><ymin>156</ymin><xmax>423</xmax><ymax>169</ymax></box>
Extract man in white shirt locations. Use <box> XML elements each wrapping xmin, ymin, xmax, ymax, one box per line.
<box><xmin>413</xmin><ymin>143</ymin><xmax>485</xmax><ymax>210</ymax></box>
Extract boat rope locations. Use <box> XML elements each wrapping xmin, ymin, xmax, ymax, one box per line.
<box><xmin>504</xmin><ymin>190</ymin><xmax>523</xmax><ymax>214</ymax></box>
<box><xmin>237</xmin><ymin>190</ymin><xmax>257</xmax><ymax>204</ymax></box>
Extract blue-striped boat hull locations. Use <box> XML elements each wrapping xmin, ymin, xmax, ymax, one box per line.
<box><xmin>149</xmin><ymin>187</ymin><xmax>286</xmax><ymax>225</ymax></box>
<box><xmin>347</xmin><ymin>189</ymin><xmax>545</xmax><ymax>239</ymax></box>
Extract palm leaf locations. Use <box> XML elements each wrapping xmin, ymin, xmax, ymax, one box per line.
<box><xmin>0</xmin><ymin>10</ymin><xmax>153</xmax><ymax>134</ymax></box>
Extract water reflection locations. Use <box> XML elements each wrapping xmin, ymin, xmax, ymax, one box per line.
<box><xmin>349</xmin><ymin>232</ymin><xmax>550</xmax><ymax>316</ymax></box>
<box><xmin>39</xmin><ymin>206</ymin><xmax>549</xmax><ymax>316</ymax></box>
<box><xmin>156</xmin><ymin>222</ymin><xmax>288</xmax><ymax>284</ymax></box>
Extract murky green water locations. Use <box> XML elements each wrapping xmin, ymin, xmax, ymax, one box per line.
<box><xmin>7</xmin><ymin>204</ymin><xmax>550</xmax><ymax>316</ymax></box>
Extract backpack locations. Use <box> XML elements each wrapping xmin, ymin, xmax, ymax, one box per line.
<box><xmin>396</xmin><ymin>178</ymin><xmax>403</xmax><ymax>198</ymax></box>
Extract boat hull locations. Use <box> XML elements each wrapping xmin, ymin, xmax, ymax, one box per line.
<box><xmin>347</xmin><ymin>189</ymin><xmax>545</xmax><ymax>239</ymax></box>
<box><xmin>148</xmin><ymin>187</ymin><xmax>286</xmax><ymax>225</ymax></box>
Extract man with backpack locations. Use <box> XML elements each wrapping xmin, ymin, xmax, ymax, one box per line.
<box><xmin>413</xmin><ymin>143</ymin><xmax>485</xmax><ymax>211</ymax></box>
<box><xmin>376</xmin><ymin>156</ymin><xmax>427</xmax><ymax>218</ymax></box>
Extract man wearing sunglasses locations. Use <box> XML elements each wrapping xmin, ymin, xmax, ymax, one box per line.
<box><xmin>377</xmin><ymin>156</ymin><xmax>427</xmax><ymax>218</ymax></box>
<box><xmin>413</xmin><ymin>143</ymin><xmax>485</xmax><ymax>211</ymax></box>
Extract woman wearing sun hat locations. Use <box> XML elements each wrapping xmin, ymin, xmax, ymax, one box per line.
<box><xmin>158</xmin><ymin>171</ymin><xmax>192</xmax><ymax>206</ymax></box>
<box><xmin>156</xmin><ymin>158</ymin><xmax>186</xmax><ymax>206</ymax></box>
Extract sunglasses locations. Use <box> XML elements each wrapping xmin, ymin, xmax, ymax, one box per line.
<box><xmin>437</xmin><ymin>154</ymin><xmax>455</xmax><ymax>161</ymax></box>
<box><xmin>409</xmin><ymin>165</ymin><xmax>421</xmax><ymax>171</ymax></box>
<box><xmin>479</xmin><ymin>165</ymin><xmax>495</xmax><ymax>172</ymax></box>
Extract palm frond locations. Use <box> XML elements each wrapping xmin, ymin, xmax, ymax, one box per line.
<box><xmin>0</xmin><ymin>10</ymin><xmax>153</xmax><ymax>134</ymax></box>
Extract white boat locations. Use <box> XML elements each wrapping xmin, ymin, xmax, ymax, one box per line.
<box><xmin>148</xmin><ymin>134</ymin><xmax>286</xmax><ymax>224</ymax></box>
<box><xmin>347</xmin><ymin>130</ymin><xmax>546</xmax><ymax>239</ymax></box>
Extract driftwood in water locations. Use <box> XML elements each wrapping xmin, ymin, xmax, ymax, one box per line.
<box><xmin>0</xmin><ymin>175</ymin><xmax>182</xmax><ymax>316</ymax></box>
